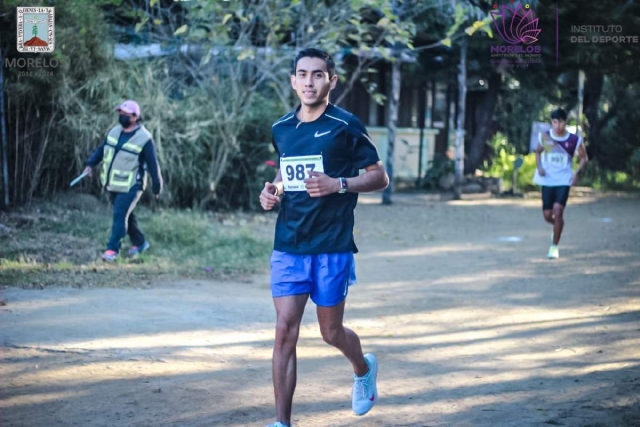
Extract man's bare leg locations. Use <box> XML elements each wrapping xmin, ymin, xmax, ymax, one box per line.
<box><xmin>273</xmin><ymin>294</ymin><xmax>309</xmax><ymax>426</ymax></box>
<box><xmin>316</xmin><ymin>300</ymin><xmax>368</xmax><ymax>377</ymax></box>
<box><xmin>552</xmin><ymin>203</ymin><xmax>565</xmax><ymax>245</ymax></box>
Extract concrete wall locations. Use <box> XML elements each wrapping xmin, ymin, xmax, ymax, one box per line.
<box><xmin>368</xmin><ymin>127</ymin><xmax>439</xmax><ymax>180</ymax></box>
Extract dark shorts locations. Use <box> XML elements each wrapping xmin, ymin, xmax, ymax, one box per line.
<box><xmin>270</xmin><ymin>251</ymin><xmax>357</xmax><ymax>307</ymax></box>
<box><xmin>542</xmin><ymin>186</ymin><xmax>570</xmax><ymax>210</ymax></box>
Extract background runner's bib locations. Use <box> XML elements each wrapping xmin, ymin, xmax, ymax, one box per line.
<box><xmin>543</xmin><ymin>152</ymin><xmax>569</xmax><ymax>169</ymax></box>
<box><xmin>281</xmin><ymin>154</ymin><xmax>324</xmax><ymax>192</ymax></box>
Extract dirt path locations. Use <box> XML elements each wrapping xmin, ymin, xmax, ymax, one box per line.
<box><xmin>2</xmin><ymin>194</ymin><xmax>640</xmax><ymax>427</ymax></box>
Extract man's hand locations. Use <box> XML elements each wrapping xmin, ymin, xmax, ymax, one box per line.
<box><xmin>304</xmin><ymin>171</ymin><xmax>340</xmax><ymax>197</ymax></box>
<box><xmin>83</xmin><ymin>166</ymin><xmax>93</xmax><ymax>177</ymax></box>
<box><xmin>538</xmin><ymin>167</ymin><xmax>546</xmax><ymax>177</ymax></box>
<box><xmin>570</xmin><ymin>173</ymin><xmax>578</xmax><ymax>186</ymax></box>
<box><xmin>260</xmin><ymin>182</ymin><xmax>280</xmax><ymax>210</ymax></box>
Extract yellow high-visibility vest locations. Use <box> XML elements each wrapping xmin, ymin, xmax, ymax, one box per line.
<box><xmin>100</xmin><ymin>125</ymin><xmax>152</xmax><ymax>193</ymax></box>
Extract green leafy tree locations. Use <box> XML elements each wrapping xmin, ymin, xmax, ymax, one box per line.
<box><xmin>137</xmin><ymin>0</ymin><xmax>420</xmax><ymax>204</ymax></box>
<box><xmin>536</xmin><ymin>0</ymin><xmax>640</xmax><ymax>162</ymax></box>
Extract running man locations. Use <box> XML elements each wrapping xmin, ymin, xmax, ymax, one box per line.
<box><xmin>259</xmin><ymin>48</ymin><xmax>389</xmax><ymax>427</ymax></box>
<box><xmin>533</xmin><ymin>108</ymin><xmax>588</xmax><ymax>259</ymax></box>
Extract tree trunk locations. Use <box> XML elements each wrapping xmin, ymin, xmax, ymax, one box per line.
<box><xmin>382</xmin><ymin>54</ymin><xmax>401</xmax><ymax>205</ymax></box>
<box><xmin>465</xmin><ymin>70</ymin><xmax>501</xmax><ymax>174</ymax></box>
<box><xmin>453</xmin><ymin>39</ymin><xmax>467</xmax><ymax>200</ymax></box>
<box><xmin>26</xmin><ymin>110</ymin><xmax>58</xmax><ymax>204</ymax></box>
<box><xmin>577</xmin><ymin>70</ymin><xmax>585</xmax><ymax>138</ymax></box>
<box><xmin>583</xmin><ymin>71</ymin><xmax>604</xmax><ymax>159</ymax></box>
<box><xmin>0</xmin><ymin>49</ymin><xmax>9</xmax><ymax>207</ymax></box>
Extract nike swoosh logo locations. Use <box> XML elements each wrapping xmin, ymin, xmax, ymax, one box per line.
<box><xmin>369</xmin><ymin>395</ymin><xmax>375</xmax><ymax>402</ymax></box>
<box><xmin>314</xmin><ymin>131</ymin><xmax>331</xmax><ymax>138</ymax></box>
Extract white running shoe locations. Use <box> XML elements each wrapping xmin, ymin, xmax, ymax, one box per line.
<box><xmin>547</xmin><ymin>245</ymin><xmax>559</xmax><ymax>259</ymax></box>
<box><xmin>352</xmin><ymin>353</ymin><xmax>378</xmax><ymax>416</ymax></box>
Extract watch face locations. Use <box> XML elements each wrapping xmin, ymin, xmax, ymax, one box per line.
<box><xmin>339</xmin><ymin>177</ymin><xmax>347</xmax><ymax>193</ymax></box>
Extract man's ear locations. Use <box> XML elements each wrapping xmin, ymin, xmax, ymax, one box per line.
<box><xmin>329</xmin><ymin>74</ymin><xmax>338</xmax><ymax>90</ymax></box>
<box><xmin>290</xmin><ymin>74</ymin><xmax>296</xmax><ymax>90</ymax></box>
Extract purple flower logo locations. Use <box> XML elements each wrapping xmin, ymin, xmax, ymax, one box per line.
<box><xmin>490</xmin><ymin>4</ymin><xmax>541</xmax><ymax>45</ymax></box>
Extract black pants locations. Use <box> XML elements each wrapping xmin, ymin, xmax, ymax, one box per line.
<box><xmin>107</xmin><ymin>186</ymin><xmax>144</xmax><ymax>252</ymax></box>
<box><xmin>541</xmin><ymin>186</ymin><xmax>570</xmax><ymax>211</ymax></box>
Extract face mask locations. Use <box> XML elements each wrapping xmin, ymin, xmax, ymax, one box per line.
<box><xmin>119</xmin><ymin>114</ymin><xmax>132</xmax><ymax>128</ymax></box>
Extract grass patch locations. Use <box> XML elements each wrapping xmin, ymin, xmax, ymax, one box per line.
<box><xmin>0</xmin><ymin>197</ymin><xmax>272</xmax><ymax>288</ymax></box>
<box><xmin>139</xmin><ymin>209</ymin><xmax>271</xmax><ymax>274</ymax></box>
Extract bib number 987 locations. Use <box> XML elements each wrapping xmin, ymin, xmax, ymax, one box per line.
<box><xmin>285</xmin><ymin>163</ymin><xmax>316</xmax><ymax>181</ymax></box>
<box><xmin>280</xmin><ymin>155</ymin><xmax>324</xmax><ymax>192</ymax></box>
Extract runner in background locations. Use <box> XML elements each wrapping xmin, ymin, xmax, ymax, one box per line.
<box><xmin>533</xmin><ymin>108</ymin><xmax>588</xmax><ymax>259</ymax></box>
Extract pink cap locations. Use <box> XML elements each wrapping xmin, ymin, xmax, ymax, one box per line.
<box><xmin>115</xmin><ymin>100</ymin><xmax>140</xmax><ymax>116</ymax></box>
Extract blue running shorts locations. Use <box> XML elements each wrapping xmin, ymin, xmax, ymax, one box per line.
<box><xmin>270</xmin><ymin>250</ymin><xmax>357</xmax><ymax>307</ymax></box>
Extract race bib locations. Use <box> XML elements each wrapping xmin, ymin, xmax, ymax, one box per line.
<box><xmin>544</xmin><ymin>152</ymin><xmax>569</xmax><ymax>168</ymax></box>
<box><xmin>280</xmin><ymin>154</ymin><xmax>324</xmax><ymax>192</ymax></box>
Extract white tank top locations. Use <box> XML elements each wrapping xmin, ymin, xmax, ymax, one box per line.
<box><xmin>533</xmin><ymin>130</ymin><xmax>582</xmax><ymax>187</ymax></box>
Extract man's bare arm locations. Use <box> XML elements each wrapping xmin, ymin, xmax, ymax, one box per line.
<box><xmin>303</xmin><ymin>161</ymin><xmax>389</xmax><ymax>197</ymax></box>
<box><xmin>575</xmin><ymin>144</ymin><xmax>589</xmax><ymax>174</ymax></box>
<box><xmin>345</xmin><ymin>161</ymin><xmax>389</xmax><ymax>193</ymax></box>
<box><xmin>535</xmin><ymin>140</ymin><xmax>546</xmax><ymax>176</ymax></box>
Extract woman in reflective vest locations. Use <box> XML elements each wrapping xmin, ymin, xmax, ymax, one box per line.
<box><xmin>84</xmin><ymin>100</ymin><xmax>163</xmax><ymax>262</ymax></box>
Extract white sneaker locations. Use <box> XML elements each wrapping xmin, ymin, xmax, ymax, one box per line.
<box><xmin>547</xmin><ymin>245</ymin><xmax>559</xmax><ymax>259</ymax></box>
<box><xmin>352</xmin><ymin>353</ymin><xmax>378</xmax><ymax>416</ymax></box>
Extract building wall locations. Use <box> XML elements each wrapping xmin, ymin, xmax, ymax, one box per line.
<box><xmin>368</xmin><ymin>127</ymin><xmax>439</xmax><ymax>181</ymax></box>
<box><xmin>334</xmin><ymin>65</ymin><xmax>488</xmax><ymax>179</ymax></box>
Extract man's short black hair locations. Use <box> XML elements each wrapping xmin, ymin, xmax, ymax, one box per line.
<box><xmin>550</xmin><ymin>108</ymin><xmax>568</xmax><ymax>121</ymax></box>
<box><xmin>292</xmin><ymin>48</ymin><xmax>336</xmax><ymax>78</ymax></box>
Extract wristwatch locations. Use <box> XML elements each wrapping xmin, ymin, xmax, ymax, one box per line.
<box><xmin>338</xmin><ymin>177</ymin><xmax>348</xmax><ymax>194</ymax></box>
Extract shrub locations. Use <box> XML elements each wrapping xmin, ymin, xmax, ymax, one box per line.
<box><xmin>421</xmin><ymin>154</ymin><xmax>454</xmax><ymax>190</ymax></box>
<box><xmin>483</xmin><ymin>132</ymin><xmax>537</xmax><ymax>191</ymax></box>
